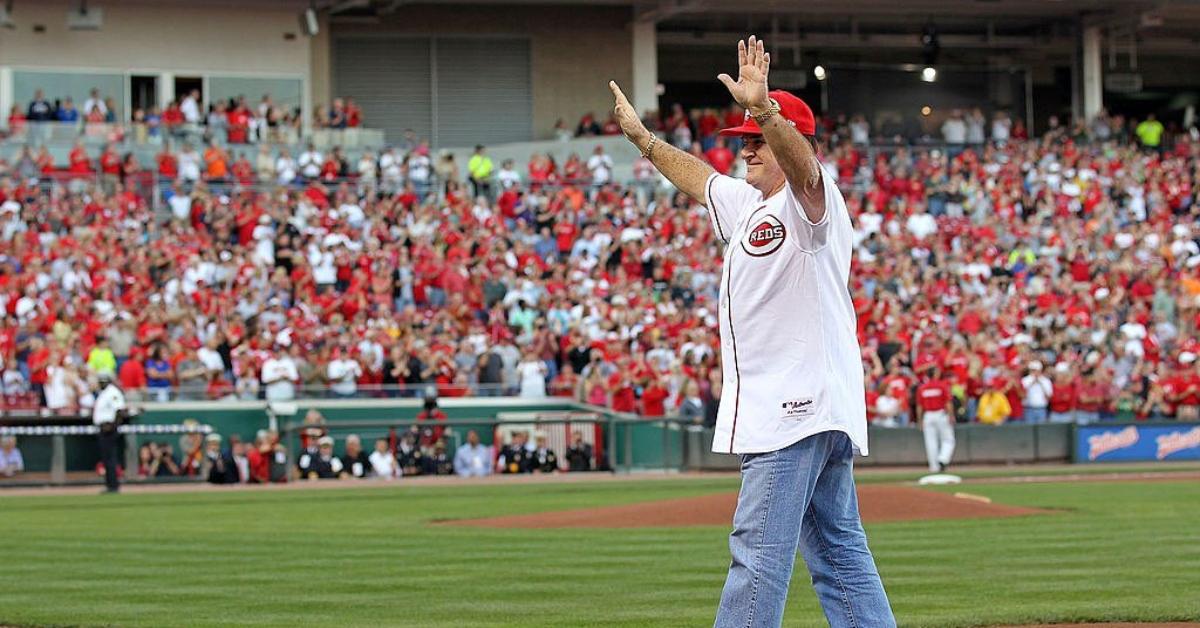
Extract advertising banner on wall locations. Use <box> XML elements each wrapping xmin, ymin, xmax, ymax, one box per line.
<box><xmin>1075</xmin><ymin>423</ymin><xmax>1200</xmax><ymax>463</ymax></box>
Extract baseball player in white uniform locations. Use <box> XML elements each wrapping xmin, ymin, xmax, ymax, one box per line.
<box><xmin>610</xmin><ymin>36</ymin><xmax>894</xmax><ymax>627</ymax></box>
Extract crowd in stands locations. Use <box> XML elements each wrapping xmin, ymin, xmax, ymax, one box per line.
<box><xmin>572</xmin><ymin>101</ymin><xmax>1183</xmax><ymax>157</ymax></box>
<box><xmin>0</xmin><ymin>91</ymin><xmax>1199</xmax><ymax>433</ymax></box>
<box><xmin>53</xmin><ymin>407</ymin><xmax>595</xmax><ymax>484</ymax></box>
<box><xmin>5</xmin><ymin>87</ymin><xmax>363</xmax><ymax>145</ymax></box>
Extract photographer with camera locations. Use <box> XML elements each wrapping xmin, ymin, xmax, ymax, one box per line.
<box><xmin>202</xmin><ymin>434</ymin><xmax>239</xmax><ymax>484</ymax></box>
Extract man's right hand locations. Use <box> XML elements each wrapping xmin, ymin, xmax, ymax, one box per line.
<box><xmin>606</xmin><ymin>79</ymin><xmax>713</xmax><ymax>204</ymax></box>
<box><xmin>608</xmin><ymin>81</ymin><xmax>651</xmax><ymax>148</ymax></box>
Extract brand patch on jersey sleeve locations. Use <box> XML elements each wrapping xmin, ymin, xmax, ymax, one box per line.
<box><xmin>741</xmin><ymin>214</ymin><xmax>787</xmax><ymax>257</ymax></box>
<box><xmin>781</xmin><ymin>397</ymin><xmax>816</xmax><ymax>419</ymax></box>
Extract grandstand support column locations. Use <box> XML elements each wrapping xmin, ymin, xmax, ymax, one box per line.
<box><xmin>0</xmin><ymin>67</ymin><xmax>12</xmax><ymax>131</ymax></box>
<box><xmin>159</xmin><ymin>72</ymin><xmax>175</xmax><ymax>110</ymax></box>
<box><xmin>306</xmin><ymin>10</ymin><xmax>331</xmax><ymax>139</ymax></box>
<box><xmin>631</xmin><ymin>21</ymin><xmax>659</xmax><ymax>118</ymax></box>
<box><xmin>123</xmin><ymin>433</ymin><xmax>139</xmax><ymax>479</ymax></box>
<box><xmin>1077</xmin><ymin>24</ymin><xmax>1104</xmax><ymax>122</ymax></box>
<box><xmin>50</xmin><ymin>435</ymin><xmax>65</xmax><ymax>485</ymax></box>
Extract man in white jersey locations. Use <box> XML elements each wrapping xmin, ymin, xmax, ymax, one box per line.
<box><xmin>610</xmin><ymin>36</ymin><xmax>894</xmax><ymax>627</ymax></box>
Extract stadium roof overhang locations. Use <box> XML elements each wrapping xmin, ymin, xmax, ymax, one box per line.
<box><xmin>647</xmin><ymin>0</ymin><xmax>1200</xmax><ymax>57</ymax></box>
<box><xmin>176</xmin><ymin>0</ymin><xmax>1200</xmax><ymax>59</ymax></box>
<box><xmin>317</xmin><ymin>0</ymin><xmax>1200</xmax><ymax>56</ymax></box>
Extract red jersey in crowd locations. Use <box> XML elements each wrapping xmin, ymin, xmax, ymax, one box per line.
<box><xmin>705</xmin><ymin>144</ymin><xmax>735</xmax><ymax>175</ymax></box>
<box><xmin>641</xmin><ymin>382</ymin><xmax>668</xmax><ymax>417</ymax></box>
<box><xmin>1048</xmin><ymin>379</ymin><xmax>1077</xmax><ymax>413</ymax></box>
<box><xmin>1075</xmin><ymin>379</ymin><xmax>1107</xmax><ymax>413</ymax></box>
<box><xmin>609</xmin><ymin>374</ymin><xmax>637</xmax><ymax>413</ymax></box>
<box><xmin>916</xmin><ymin>379</ymin><xmax>952</xmax><ymax>413</ymax></box>
<box><xmin>882</xmin><ymin>374</ymin><xmax>911</xmax><ymax>410</ymax></box>
<box><xmin>416</xmin><ymin>407</ymin><xmax>448</xmax><ymax>447</ymax></box>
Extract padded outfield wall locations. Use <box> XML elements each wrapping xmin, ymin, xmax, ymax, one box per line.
<box><xmin>11</xmin><ymin>396</ymin><xmax>1200</xmax><ymax>473</ymax></box>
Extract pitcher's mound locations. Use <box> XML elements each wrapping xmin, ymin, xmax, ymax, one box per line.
<box><xmin>1003</xmin><ymin>619</ymin><xmax>1200</xmax><ymax>624</ymax></box>
<box><xmin>444</xmin><ymin>485</ymin><xmax>1045</xmax><ymax>529</ymax></box>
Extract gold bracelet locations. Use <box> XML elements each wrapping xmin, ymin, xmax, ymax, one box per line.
<box><xmin>641</xmin><ymin>135</ymin><xmax>658</xmax><ymax>159</ymax></box>
<box><xmin>751</xmin><ymin>99</ymin><xmax>781</xmax><ymax>125</ymax></box>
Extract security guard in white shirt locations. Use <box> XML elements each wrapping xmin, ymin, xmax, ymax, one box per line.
<box><xmin>610</xmin><ymin>36</ymin><xmax>894</xmax><ymax>628</ymax></box>
<box><xmin>93</xmin><ymin>372</ymin><xmax>128</xmax><ymax>493</ymax></box>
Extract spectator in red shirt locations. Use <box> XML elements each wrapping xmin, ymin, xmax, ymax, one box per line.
<box><xmin>1176</xmin><ymin>361</ymin><xmax>1200</xmax><ymax>421</ymax></box>
<box><xmin>118</xmin><ymin>352</ymin><xmax>148</xmax><ymax>398</ymax></box>
<box><xmin>7</xmin><ymin>105</ymin><xmax>26</xmax><ymax>134</ymax></box>
<box><xmin>600</xmin><ymin>114</ymin><xmax>621</xmax><ymax>135</ymax></box>
<box><xmin>880</xmin><ymin>362</ymin><xmax>913</xmax><ymax>425</ymax></box>
<box><xmin>548</xmin><ymin>363</ymin><xmax>579</xmax><ymax>397</ymax></box>
<box><xmin>1160</xmin><ymin>364</ymin><xmax>1186</xmax><ymax>419</ymax></box>
<box><xmin>26</xmin><ymin>337</ymin><xmax>50</xmax><ymax>405</ymax></box>
<box><xmin>641</xmin><ymin>376</ymin><xmax>669</xmax><ymax>417</ymax></box>
<box><xmin>704</xmin><ymin>138</ymin><xmax>735</xmax><ymax>175</ymax></box>
<box><xmin>609</xmin><ymin>369</ymin><xmax>637</xmax><ymax>413</ymax></box>
<box><xmin>161</xmin><ymin>100</ymin><xmax>184</xmax><ymax>132</ymax></box>
<box><xmin>345</xmin><ymin>99</ymin><xmax>362</xmax><ymax>127</ymax></box>
<box><xmin>230</xmin><ymin>153</ymin><xmax>254</xmax><ymax>186</ymax></box>
<box><xmin>1047</xmin><ymin>364</ymin><xmax>1078</xmax><ymax>424</ymax></box>
<box><xmin>245</xmin><ymin>430</ymin><xmax>273</xmax><ymax>483</ymax></box>
<box><xmin>227</xmin><ymin>103</ymin><xmax>251</xmax><ymax>144</ymax></box>
<box><xmin>67</xmin><ymin>141</ymin><xmax>92</xmax><ymax>175</ymax></box>
<box><xmin>157</xmin><ymin>145</ymin><xmax>178</xmax><ymax>180</ymax></box>
<box><xmin>1074</xmin><ymin>370</ymin><xmax>1108</xmax><ymax>424</ymax></box>
<box><xmin>415</xmin><ymin>393</ymin><xmax>448</xmax><ymax>448</ymax></box>
<box><xmin>100</xmin><ymin>144</ymin><xmax>121</xmax><ymax>179</ymax></box>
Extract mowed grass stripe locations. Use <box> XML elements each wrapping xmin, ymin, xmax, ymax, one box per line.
<box><xmin>2</xmin><ymin>479</ymin><xmax>1198</xmax><ymax>627</ymax></box>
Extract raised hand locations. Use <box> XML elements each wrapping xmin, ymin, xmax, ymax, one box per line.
<box><xmin>717</xmin><ymin>35</ymin><xmax>771</xmax><ymax>113</ymax></box>
<box><xmin>608</xmin><ymin>81</ymin><xmax>651</xmax><ymax>146</ymax></box>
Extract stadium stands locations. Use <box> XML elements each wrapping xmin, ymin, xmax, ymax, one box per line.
<box><xmin>0</xmin><ymin>97</ymin><xmax>1198</xmax><ymax>435</ymax></box>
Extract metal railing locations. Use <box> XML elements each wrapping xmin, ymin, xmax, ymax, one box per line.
<box><xmin>1</xmin><ymin>121</ymin><xmax>386</xmax><ymax>150</ymax></box>
<box><xmin>117</xmin><ymin>382</ymin><xmax>582</xmax><ymax>404</ymax></box>
<box><xmin>0</xmin><ymin>411</ymin><xmax>213</xmax><ymax>485</ymax></box>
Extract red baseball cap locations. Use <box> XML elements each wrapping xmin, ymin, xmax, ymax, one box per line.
<box><xmin>719</xmin><ymin>90</ymin><xmax>816</xmax><ymax>137</ymax></box>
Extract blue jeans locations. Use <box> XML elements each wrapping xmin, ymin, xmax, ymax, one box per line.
<box><xmin>1024</xmin><ymin>406</ymin><xmax>1048</xmax><ymax>424</ymax></box>
<box><xmin>715</xmin><ymin>431</ymin><xmax>895</xmax><ymax>628</ymax></box>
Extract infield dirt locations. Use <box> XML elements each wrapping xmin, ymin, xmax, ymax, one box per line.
<box><xmin>443</xmin><ymin>484</ymin><xmax>1048</xmax><ymax>528</ymax></box>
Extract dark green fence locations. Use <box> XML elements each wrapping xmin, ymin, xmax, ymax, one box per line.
<box><xmin>1</xmin><ymin>396</ymin><xmax>1094</xmax><ymax>479</ymax></box>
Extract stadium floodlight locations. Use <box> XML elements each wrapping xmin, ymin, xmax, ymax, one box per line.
<box><xmin>921</xmin><ymin>66</ymin><xmax>938</xmax><ymax>82</ymax></box>
<box><xmin>66</xmin><ymin>0</ymin><xmax>102</xmax><ymax>30</ymax></box>
<box><xmin>0</xmin><ymin>1</ymin><xmax>14</xmax><ymax>29</ymax></box>
<box><xmin>813</xmin><ymin>65</ymin><xmax>827</xmax><ymax>81</ymax></box>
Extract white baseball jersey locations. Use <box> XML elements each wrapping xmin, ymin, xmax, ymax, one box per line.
<box><xmin>704</xmin><ymin>171</ymin><xmax>868</xmax><ymax>455</ymax></box>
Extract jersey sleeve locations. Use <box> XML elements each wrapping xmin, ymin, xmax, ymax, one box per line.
<box><xmin>784</xmin><ymin>171</ymin><xmax>846</xmax><ymax>253</ymax></box>
<box><xmin>704</xmin><ymin>173</ymin><xmax>759</xmax><ymax>244</ymax></box>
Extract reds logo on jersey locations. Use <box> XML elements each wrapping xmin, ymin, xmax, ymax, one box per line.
<box><xmin>742</xmin><ymin>214</ymin><xmax>787</xmax><ymax>257</ymax></box>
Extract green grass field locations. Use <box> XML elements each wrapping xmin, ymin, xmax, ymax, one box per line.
<box><xmin>1</xmin><ymin>470</ymin><xmax>1199</xmax><ymax>628</ymax></box>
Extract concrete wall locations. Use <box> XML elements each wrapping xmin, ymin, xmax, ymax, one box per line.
<box><xmin>0</xmin><ymin>0</ymin><xmax>311</xmax><ymax>75</ymax></box>
<box><xmin>0</xmin><ymin>0</ymin><xmax>313</xmax><ymax>123</ymax></box>
<box><xmin>332</xmin><ymin>5</ymin><xmax>633</xmax><ymax>140</ymax></box>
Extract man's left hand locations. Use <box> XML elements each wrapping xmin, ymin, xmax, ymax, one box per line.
<box><xmin>718</xmin><ymin>36</ymin><xmax>771</xmax><ymax>113</ymax></box>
